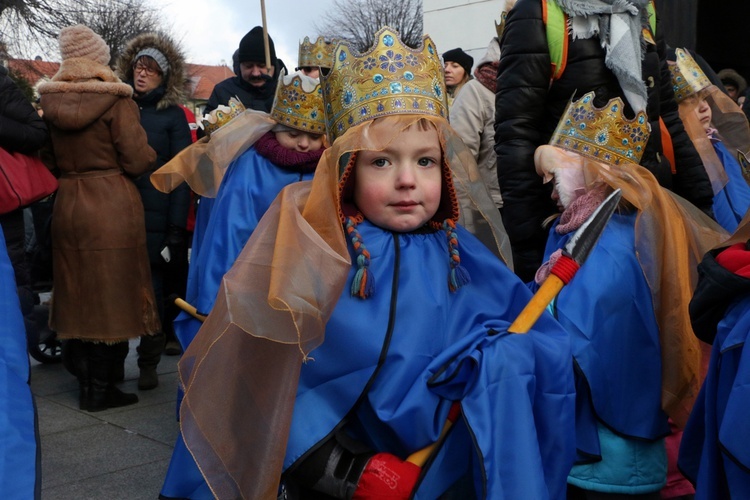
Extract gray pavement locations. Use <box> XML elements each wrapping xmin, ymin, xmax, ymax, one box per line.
<box><xmin>30</xmin><ymin>340</ymin><xmax>181</xmax><ymax>500</ymax></box>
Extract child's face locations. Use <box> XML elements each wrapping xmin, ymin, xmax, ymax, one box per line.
<box><xmin>693</xmin><ymin>98</ymin><xmax>713</xmax><ymax>132</ymax></box>
<box><xmin>299</xmin><ymin>66</ymin><xmax>320</xmax><ymax>79</ymax></box>
<box><xmin>274</xmin><ymin>130</ymin><xmax>324</xmax><ymax>152</ymax></box>
<box><xmin>353</xmin><ymin>123</ymin><xmax>442</xmax><ymax>232</ymax></box>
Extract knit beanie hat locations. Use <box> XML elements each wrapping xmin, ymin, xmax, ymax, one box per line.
<box><xmin>135</xmin><ymin>47</ymin><xmax>169</xmax><ymax>76</ymax></box>
<box><xmin>442</xmin><ymin>48</ymin><xmax>473</xmax><ymax>76</ymax></box>
<box><xmin>59</xmin><ymin>24</ymin><xmax>110</xmax><ymax>65</ymax></box>
<box><xmin>238</xmin><ymin>26</ymin><xmax>277</xmax><ymax>65</ymax></box>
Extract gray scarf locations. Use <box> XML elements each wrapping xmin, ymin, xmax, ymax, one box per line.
<box><xmin>556</xmin><ymin>0</ymin><xmax>651</xmax><ymax>113</ymax></box>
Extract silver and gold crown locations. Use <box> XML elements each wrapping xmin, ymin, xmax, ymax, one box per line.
<box><xmin>270</xmin><ymin>70</ymin><xmax>326</xmax><ymax>134</ymax></box>
<box><xmin>550</xmin><ymin>92</ymin><xmax>651</xmax><ymax>165</ymax></box>
<box><xmin>321</xmin><ymin>26</ymin><xmax>449</xmax><ymax>142</ymax></box>
<box><xmin>200</xmin><ymin>96</ymin><xmax>245</xmax><ymax>136</ymax></box>
<box><xmin>298</xmin><ymin>36</ymin><xmax>335</xmax><ymax>69</ymax></box>
<box><xmin>669</xmin><ymin>48</ymin><xmax>711</xmax><ymax>103</ymax></box>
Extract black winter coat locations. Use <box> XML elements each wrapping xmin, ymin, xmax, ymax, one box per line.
<box><xmin>690</xmin><ymin>249</ymin><xmax>750</xmax><ymax>345</ymax></box>
<box><xmin>0</xmin><ymin>66</ymin><xmax>47</xmax><ymax>155</ymax></box>
<box><xmin>133</xmin><ymin>87</ymin><xmax>192</xmax><ymax>263</ymax></box>
<box><xmin>203</xmin><ymin>59</ymin><xmax>286</xmax><ymax>115</ymax></box>
<box><xmin>494</xmin><ymin>0</ymin><xmax>714</xmax><ymax>281</ymax></box>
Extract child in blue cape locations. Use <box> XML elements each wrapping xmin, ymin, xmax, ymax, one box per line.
<box><xmin>155</xmin><ymin>71</ymin><xmax>327</xmax><ymax>500</ymax></box>
<box><xmin>670</xmin><ymin>48</ymin><xmax>750</xmax><ymax>233</ymax></box>
<box><xmin>679</xmin><ymin>221</ymin><xmax>750</xmax><ymax>499</ymax></box>
<box><xmin>175</xmin><ymin>27</ymin><xmax>576</xmax><ymax>499</ymax></box>
<box><xmin>533</xmin><ymin>92</ymin><xmax>726</xmax><ymax>499</ymax></box>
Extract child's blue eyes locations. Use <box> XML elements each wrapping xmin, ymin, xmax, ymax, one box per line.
<box><xmin>371</xmin><ymin>158</ymin><xmax>437</xmax><ymax>167</ymax></box>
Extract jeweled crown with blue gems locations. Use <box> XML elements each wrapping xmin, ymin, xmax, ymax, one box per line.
<box><xmin>270</xmin><ymin>71</ymin><xmax>326</xmax><ymax>134</ymax></box>
<box><xmin>321</xmin><ymin>27</ymin><xmax>449</xmax><ymax>142</ymax></box>
<box><xmin>550</xmin><ymin>92</ymin><xmax>651</xmax><ymax>166</ymax></box>
<box><xmin>669</xmin><ymin>48</ymin><xmax>711</xmax><ymax>103</ymax></box>
<box><xmin>298</xmin><ymin>36</ymin><xmax>335</xmax><ymax>69</ymax></box>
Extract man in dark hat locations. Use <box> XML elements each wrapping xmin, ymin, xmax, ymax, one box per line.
<box><xmin>203</xmin><ymin>26</ymin><xmax>286</xmax><ymax>115</ymax></box>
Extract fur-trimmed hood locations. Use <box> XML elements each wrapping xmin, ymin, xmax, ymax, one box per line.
<box><xmin>39</xmin><ymin>57</ymin><xmax>134</xmax><ymax>130</ymax></box>
<box><xmin>117</xmin><ymin>32</ymin><xmax>187</xmax><ymax>110</ymax></box>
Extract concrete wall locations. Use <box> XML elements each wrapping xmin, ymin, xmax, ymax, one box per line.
<box><xmin>423</xmin><ymin>0</ymin><xmax>505</xmax><ymax>70</ymax></box>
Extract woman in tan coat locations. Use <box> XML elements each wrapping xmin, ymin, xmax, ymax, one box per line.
<box><xmin>38</xmin><ymin>25</ymin><xmax>160</xmax><ymax>412</ymax></box>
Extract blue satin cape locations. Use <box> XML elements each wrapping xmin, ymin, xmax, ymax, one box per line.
<box><xmin>679</xmin><ymin>295</ymin><xmax>750</xmax><ymax>499</ymax></box>
<box><xmin>281</xmin><ymin>221</ymin><xmax>576</xmax><ymax>499</ymax></box>
<box><xmin>712</xmin><ymin>141</ymin><xmax>750</xmax><ymax>233</ymax></box>
<box><xmin>0</xmin><ymin>226</ymin><xmax>39</xmax><ymax>497</ymax></box>
<box><xmin>540</xmin><ymin>213</ymin><xmax>669</xmax><ymax>464</ymax></box>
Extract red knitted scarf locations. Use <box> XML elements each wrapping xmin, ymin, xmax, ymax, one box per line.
<box><xmin>473</xmin><ymin>62</ymin><xmax>499</xmax><ymax>93</ymax></box>
<box><xmin>254</xmin><ymin>131</ymin><xmax>323</xmax><ymax>173</ymax></box>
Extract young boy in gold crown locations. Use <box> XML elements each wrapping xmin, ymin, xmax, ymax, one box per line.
<box><xmin>154</xmin><ymin>70</ymin><xmax>326</xmax><ymax>500</ymax></box>
<box><xmin>533</xmin><ymin>92</ymin><xmax>726</xmax><ymax>498</ymax></box>
<box><xmin>669</xmin><ymin>48</ymin><xmax>750</xmax><ymax>234</ymax></box>
<box><xmin>176</xmin><ymin>28</ymin><xmax>576</xmax><ymax>499</ymax></box>
<box><xmin>296</xmin><ymin>35</ymin><xmax>335</xmax><ymax>79</ymax></box>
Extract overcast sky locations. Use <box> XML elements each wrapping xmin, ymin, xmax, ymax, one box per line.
<box><xmin>158</xmin><ymin>0</ymin><xmax>338</xmax><ymax>67</ymax></box>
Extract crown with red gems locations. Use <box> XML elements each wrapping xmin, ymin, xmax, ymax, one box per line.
<box><xmin>298</xmin><ymin>36</ymin><xmax>335</xmax><ymax>70</ymax></box>
<box><xmin>321</xmin><ymin>26</ymin><xmax>449</xmax><ymax>142</ymax></box>
<box><xmin>270</xmin><ymin>70</ymin><xmax>326</xmax><ymax>134</ymax></box>
<box><xmin>549</xmin><ymin>92</ymin><xmax>651</xmax><ymax>165</ymax></box>
<box><xmin>669</xmin><ymin>48</ymin><xmax>711</xmax><ymax>103</ymax></box>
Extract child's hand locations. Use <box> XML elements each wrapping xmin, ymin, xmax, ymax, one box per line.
<box><xmin>353</xmin><ymin>453</ymin><xmax>421</xmax><ymax>499</ymax></box>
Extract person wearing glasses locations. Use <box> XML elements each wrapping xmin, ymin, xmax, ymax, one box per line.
<box><xmin>117</xmin><ymin>33</ymin><xmax>192</xmax><ymax>391</ymax></box>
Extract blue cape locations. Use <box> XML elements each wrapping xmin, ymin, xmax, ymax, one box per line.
<box><xmin>540</xmin><ymin>213</ymin><xmax>669</xmax><ymax>463</ymax></box>
<box><xmin>0</xmin><ymin>226</ymin><xmax>39</xmax><ymax>496</ymax></box>
<box><xmin>283</xmin><ymin>221</ymin><xmax>576</xmax><ymax>499</ymax></box>
<box><xmin>162</xmin><ymin>147</ymin><xmax>314</xmax><ymax>499</ymax></box>
<box><xmin>679</xmin><ymin>295</ymin><xmax>750</xmax><ymax>499</ymax></box>
<box><xmin>712</xmin><ymin>141</ymin><xmax>750</xmax><ymax>233</ymax></box>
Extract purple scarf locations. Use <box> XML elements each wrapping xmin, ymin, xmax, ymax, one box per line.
<box><xmin>254</xmin><ymin>132</ymin><xmax>324</xmax><ymax>173</ymax></box>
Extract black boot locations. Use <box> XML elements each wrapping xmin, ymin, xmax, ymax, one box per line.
<box><xmin>88</xmin><ymin>342</ymin><xmax>138</xmax><ymax>412</ymax></box>
<box><xmin>111</xmin><ymin>341</ymin><xmax>129</xmax><ymax>382</ymax></box>
<box><xmin>62</xmin><ymin>339</ymin><xmax>90</xmax><ymax>410</ymax></box>
<box><xmin>137</xmin><ymin>332</ymin><xmax>164</xmax><ymax>390</ymax></box>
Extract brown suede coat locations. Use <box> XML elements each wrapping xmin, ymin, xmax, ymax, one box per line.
<box><xmin>39</xmin><ymin>57</ymin><xmax>161</xmax><ymax>341</ymax></box>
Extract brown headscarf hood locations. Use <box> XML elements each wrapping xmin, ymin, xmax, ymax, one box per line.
<box><xmin>38</xmin><ymin>57</ymin><xmax>133</xmax><ymax>131</ymax></box>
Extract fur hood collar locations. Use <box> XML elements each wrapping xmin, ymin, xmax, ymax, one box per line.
<box><xmin>38</xmin><ymin>58</ymin><xmax>132</xmax><ymax>97</ymax></box>
<box><xmin>117</xmin><ymin>32</ymin><xmax>187</xmax><ymax>110</ymax></box>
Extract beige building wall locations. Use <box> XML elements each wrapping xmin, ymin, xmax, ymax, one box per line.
<box><xmin>423</xmin><ymin>0</ymin><xmax>506</xmax><ymax>70</ymax></box>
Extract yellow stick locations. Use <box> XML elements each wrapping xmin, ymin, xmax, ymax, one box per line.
<box><xmin>507</xmin><ymin>275</ymin><xmax>564</xmax><ymax>334</ymax></box>
<box><xmin>406</xmin><ymin>419</ymin><xmax>454</xmax><ymax>465</ymax></box>
<box><xmin>174</xmin><ymin>297</ymin><xmax>207</xmax><ymax>323</ymax></box>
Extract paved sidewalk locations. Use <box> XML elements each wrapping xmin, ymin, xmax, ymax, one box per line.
<box><xmin>30</xmin><ymin>340</ymin><xmax>180</xmax><ymax>500</ymax></box>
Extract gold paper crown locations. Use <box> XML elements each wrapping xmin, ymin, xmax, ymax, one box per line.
<box><xmin>321</xmin><ymin>26</ymin><xmax>449</xmax><ymax>142</ymax></box>
<box><xmin>270</xmin><ymin>70</ymin><xmax>326</xmax><ymax>134</ymax></box>
<box><xmin>496</xmin><ymin>1</ymin><xmax>517</xmax><ymax>38</ymax></box>
<box><xmin>200</xmin><ymin>97</ymin><xmax>245</xmax><ymax>136</ymax></box>
<box><xmin>298</xmin><ymin>36</ymin><xmax>335</xmax><ymax>69</ymax></box>
<box><xmin>550</xmin><ymin>92</ymin><xmax>651</xmax><ymax>165</ymax></box>
<box><xmin>669</xmin><ymin>48</ymin><xmax>711</xmax><ymax>103</ymax></box>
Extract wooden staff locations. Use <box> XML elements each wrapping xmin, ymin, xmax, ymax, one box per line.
<box><xmin>172</xmin><ymin>295</ymin><xmax>207</xmax><ymax>322</ymax></box>
<box><xmin>260</xmin><ymin>0</ymin><xmax>271</xmax><ymax>70</ymax></box>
